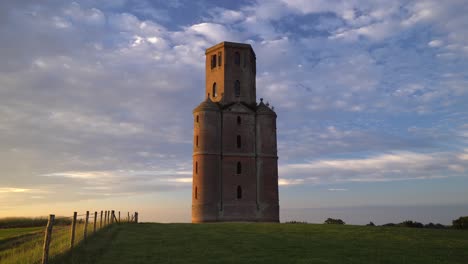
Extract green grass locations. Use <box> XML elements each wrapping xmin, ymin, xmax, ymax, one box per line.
<box><xmin>51</xmin><ymin>223</ymin><xmax>468</xmax><ymax>264</ymax></box>
<box><xmin>0</xmin><ymin>222</ymin><xmax>107</xmax><ymax>264</ymax></box>
<box><xmin>0</xmin><ymin>227</ymin><xmax>44</xmax><ymax>242</ymax></box>
<box><xmin>0</xmin><ymin>217</ymin><xmax>71</xmax><ymax>229</ymax></box>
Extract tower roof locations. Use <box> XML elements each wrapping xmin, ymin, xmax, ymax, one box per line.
<box><xmin>205</xmin><ymin>41</ymin><xmax>256</xmax><ymax>58</ymax></box>
<box><xmin>193</xmin><ymin>95</ymin><xmax>220</xmax><ymax>113</ymax></box>
<box><xmin>256</xmin><ymin>99</ymin><xmax>276</xmax><ymax>116</ymax></box>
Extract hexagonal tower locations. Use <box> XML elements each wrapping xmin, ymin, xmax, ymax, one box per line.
<box><xmin>192</xmin><ymin>42</ymin><xmax>279</xmax><ymax>223</ymax></box>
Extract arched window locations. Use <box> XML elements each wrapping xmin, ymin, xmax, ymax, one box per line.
<box><xmin>195</xmin><ymin>161</ymin><xmax>198</xmax><ymax>174</ymax></box>
<box><xmin>237</xmin><ymin>116</ymin><xmax>241</xmax><ymax>125</ymax></box>
<box><xmin>234</xmin><ymin>52</ymin><xmax>240</xmax><ymax>65</ymax></box>
<box><xmin>196</xmin><ymin>135</ymin><xmax>199</xmax><ymax>147</ymax></box>
<box><xmin>237</xmin><ymin>135</ymin><xmax>241</xmax><ymax>148</ymax></box>
<box><xmin>212</xmin><ymin>82</ymin><xmax>217</xmax><ymax>98</ymax></box>
<box><xmin>196</xmin><ymin>115</ymin><xmax>199</xmax><ymax>123</ymax></box>
<box><xmin>234</xmin><ymin>80</ymin><xmax>240</xmax><ymax>97</ymax></box>
<box><xmin>195</xmin><ymin>186</ymin><xmax>198</xmax><ymax>199</ymax></box>
<box><xmin>236</xmin><ymin>162</ymin><xmax>241</xmax><ymax>174</ymax></box>
<box><xmin>237</xmin><ymin>186</ymin><xmax>242</xmax><ymax>199</ymax></box>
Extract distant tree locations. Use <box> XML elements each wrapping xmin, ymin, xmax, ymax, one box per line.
<box><xmin>285</xmin><ymin>220</ymin><xmax>308</xmax><ymax>224</ymax></box>
<box><xmin>324</xmin><ymin>218</ymin><xmax>345</xmax><ymax>225</ymax></box>
<box><xmin>424</xmin><ymin>223</ymin><xmax>446</xmax><ymax>229</ymax></box>
<box><xmin>366</xmin><ymin>221</ymin><xmax>375</xmax><ymax>226</ymax></box>
<box><xmin>452</xmin><ymin>216</ymin><xmax>468</xmax><ymax>229</ymax></box>
<box><xmin>399</xmin><ymin>220</ymin><xmax>423</xmax><ymax>228</ymax></box>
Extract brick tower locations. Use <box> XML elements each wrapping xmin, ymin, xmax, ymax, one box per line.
<box><xmin>192</xmin><ymin>42</ymin><xmax>279</xmax><ymax>222</ymax></box>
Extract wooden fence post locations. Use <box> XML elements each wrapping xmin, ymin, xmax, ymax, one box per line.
<box><xmin>104</xmin><ymin>210</ymin><xmax>107</xmax><ymax>226</ymax></box>
<box><xmin>93</xmin><ymin>211</ymin><xmax>97</xmax><ymax>233</ymax></box>
<box><xmin>41</xmin><ymin>214</ymin><xmax>55</xmax><ymax>264</ymax></box>
<box><xmin>135</xmin><ymin>212</ymin><xmax>138</xmax><ymax>223</ymax></box>
<box><xmin>111</xmin><ymin>210</ymin><xmax>114</xmax><ymax>224</ymax></box>
<box><xmin>118</xmin><ymin>211</ymin><xmax>121</xmax><ymax>223</ymax></box>
<box><xmin>100</xmin><ymin>210</ymin><xmax>103</xmax><ymax>229</ymax></box>
<box><xmin>84</xmin><ymin>211</ymin><xmax>89</xmax><ymax>240</ymax></box>
<box><xmin>70</xmin><ymin>212</ymin><xmax>77</xmax><ymax>249</ymax></box>
<box><xmin>128</xmin><ymin>212</ymin><xmax>130</xmax><ymax>223</ymax></box>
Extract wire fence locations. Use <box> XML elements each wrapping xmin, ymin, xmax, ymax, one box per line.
<box><xmin>0</xmin><ymin>210</ymin><xmax>138</xmax><ymax>264</ymax></box>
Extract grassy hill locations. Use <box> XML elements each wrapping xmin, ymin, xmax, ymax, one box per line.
<box><xmin>50</xmin><ymin>223</ymin><xmax>468</xmax><ymax>264</ymax></box>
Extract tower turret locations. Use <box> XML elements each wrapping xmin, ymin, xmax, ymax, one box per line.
<box><xmin>205</xmin><ymin>42</ymin><xmax>256</xmax><ymax>105</ymax></box>
<box><xmin>192</xmin><ymin>96</ymin><xmax>221</xmax><ymax>222</ymax></box>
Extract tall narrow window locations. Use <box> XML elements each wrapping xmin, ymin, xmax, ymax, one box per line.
<box><xmin>236</xmin><ymin>162</ymin><xmax>242</xmax><ymax>174</ymax></box>
<box><xmin>234</xmin><ymin>52</ymin><xmax>240</xmax><ymax>65</ymax></box>
<box><xmin>237</xmin><ymin>135</ymin><xmax>241</xmax><ymax>148</ymax></box>
<box><xmin>195</xmin><ymin>186</ymin><xmax>198</xmax><ymax>199</ymax></box>
<box><xmin>218</xmin><ymin>52</ymin><xmax>222</xmax><ymax>66</ymax></box>
<box><xmin>234</xmin><ymin>80</ymin><xmax>240</xmax><ymax>97</ymax></box>
<box><xmin>196</xmin><ymin>115</ymin><xmax>199</xmax><ymax>123</ymax></box>
<box><xmin>211</xmin><ymin>54</ymin><xmax>217</xmax><ymax>68</ymax></box>
<box><xmin>243</xmin><ymin>53</ymin><xmax>247</xmax><ymax>68</ymax></box>
<box><xmin>195</xmin><ymin>161</ymin><xmax>198</xmax><ymax>174</ymax></box>
<box><xmin>237</xmin><ymin>186</ymin><xmax>242</xmax><ymax>199</ymax></box>
<box><xmin>212</xmin><ymin>82</ymin><xmax>217</xmax><ymax>98</ymax></box>
<box><xmin>237</xmin><ymin>116</ymin><xmax>241</xmax><ymax>125</ymax></box>
<box><xmin>196</xmin><ymin>135</ymin><xmax>199</xmax><ymax>147</ymax></box>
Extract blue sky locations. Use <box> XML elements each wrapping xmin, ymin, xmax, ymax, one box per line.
<box><xmin>0</xmin><ymin>0</ymin><xmax>467</xmax><ymax>224</ymax></box>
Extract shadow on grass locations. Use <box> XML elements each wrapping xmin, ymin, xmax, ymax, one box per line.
<box><xmin>50</xmin><ymin>225</ymin><xmax>121</xmax><ymax>264</ymax></box>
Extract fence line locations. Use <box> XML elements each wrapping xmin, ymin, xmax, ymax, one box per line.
<box><xmin>41</xmin><ymin>210</ymin><xmax>138</xmax><ymax>264</ymax></box>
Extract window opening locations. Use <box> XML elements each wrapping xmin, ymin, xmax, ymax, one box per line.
<box><xmin>234</xmin><ymin>52</ymin><xmax>240</xmax><ymax>65</ymax></box>
<box><xmin>211</xmin><ymin>54</ymin><xmax>217</xmax><ymax>69</ymax></box>
<box><xmin>212</xmin><ymin>82</ymin><xmax>217</xmax><ymax>98</ymax></box>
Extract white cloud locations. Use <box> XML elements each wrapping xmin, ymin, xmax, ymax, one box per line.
<box><xmin>48</xmin><ymin>111</ymin><xmax>145</xmax><ymax>136</ymax></box>
<box><xmin>279</xmin><ymin>151</ymin><xmax>468</xmax><ymax>184</ymax></box>
<box><xmin>188</xmin><ymin>23</ymin><xmax>237</xmax><ymax>43</ymax></box>
<box><xmin>0</xmin><ymin>188</ymin><xmax>32</xmax><ymax>193</ymax></box>
<box><xmin>428</xmin><ymin>39</ymin><xmax>443</xmax><ymax>47</ymax></box>
<box><xmin>278</xmin><ymin>178</ymin><xmax>304</xmax><ymax>186</ymax></box>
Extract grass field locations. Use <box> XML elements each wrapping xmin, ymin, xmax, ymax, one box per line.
<box><xmin>50</xmin><ymin>223</ymin><xmax>468</xmax><ymax>264</ymax></box>
<box><xmin>0</xmin><ymin>223</ymin><xmax>96</xmax><ymax>264</ymax></box>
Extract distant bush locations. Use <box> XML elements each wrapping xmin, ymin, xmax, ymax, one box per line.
<box><xmin>285</xmin><ymin>221</ymin><xmax>308</xmax><ymax>224</ymax></box>
<box><xmin>324</xmin><ymin>218</ymin><xmax>345</xmax><ymax>225</ymax></box>
<box><xmin>381</xmin><ymin>221</ymin><xmax>447</xmax><ymax>229</ymax></box>
<box><xmin>399</xmin><ymin>220</ymin><xmax>424</xmax><ymax>228</ymax></box>
<box><xmin>452</xmin><ymin>216</ymin><xmax>468</xmax><ymax>229</ymax></box>
<box><xmin>366</xmin><ymin>222</ymin><xmax>375</xmax><ymax>226</ymax></box>
<box><xmin>0</xmin><ymin>217</ymin><xmax>71</xmax><ymax>228</ymax></box>
<box><xmin>424</xmin><ymin>222</ymin><xmax>447</xmax><ymax>229</ymax></box>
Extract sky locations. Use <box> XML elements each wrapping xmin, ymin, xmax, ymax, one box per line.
<box><xmin>1</xmin><ymin>0</ymin><xmax>467</xmax><ymax>225</ymax></box>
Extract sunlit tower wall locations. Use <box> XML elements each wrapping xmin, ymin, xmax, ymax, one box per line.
<box><xmin>192</xmin><ymin>42</ymin><xmax>279</xmax><ymax>223</ymax></box>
